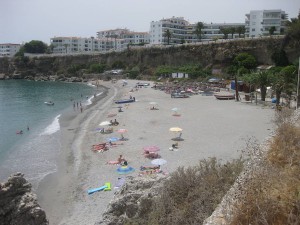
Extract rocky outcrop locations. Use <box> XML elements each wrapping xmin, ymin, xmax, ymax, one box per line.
<box><xmin>97</xmin><ymin>175</ymin><xmax>167</xmax><ymax>225</ymax></box>
<box><xmin>0</xmin><ymin>173</ymin><xmax>48</xmax><ymax>225</ymax></box>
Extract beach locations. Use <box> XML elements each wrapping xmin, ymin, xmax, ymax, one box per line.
<box><xmin>37</xmin><ymin>80</ymin><xmax>274</xmax><ymax>225</ymax></box>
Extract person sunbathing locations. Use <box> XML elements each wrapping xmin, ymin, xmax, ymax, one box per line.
<box><xmin>140</xmin><ymin>165</ymin><xmax>160</xmax><ymax>171</ymax></box>
<box><xmin>118</xmin><ymin>155</ymin><xmax>126</xmax><ymax>165</ymax></box>
<box><xmin>143</xmin><ymin>151</ymin><xmax>158</xmax><ymax>158</ymax></box>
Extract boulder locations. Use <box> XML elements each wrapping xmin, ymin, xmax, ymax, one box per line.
<box><xmin>96</xmin><ymin>175</ymin><xmax>166</xmax><ymax>225</ymax></box>
<box><xmin>0</xmin><ymin>173</ymin><xmax>48</xmax><ymax>225</ymax></box>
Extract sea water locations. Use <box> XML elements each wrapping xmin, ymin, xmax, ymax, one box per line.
<box><xmin>0</xmin><ymin>80</ymin><xmax>101</xmax><ymax>188</ymax></box>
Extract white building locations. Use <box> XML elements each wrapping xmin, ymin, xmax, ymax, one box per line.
<box><xmin>0</xmin><ymin>43</ymin><xmax>21</xmax><ymax>57</ymax></box>
<box><xmin>50</xmin><ymin>36</ymin><xmax>127</xmax><ymax>54</ymax></box>
<box><xmin>149</xmin><ymin>16</ymin><xmax>245</xmax><ymax>45</ymax></box>
<box><xmin>97</xmin><ymin>28</ymin><xmax>129</xmax><ymax>39</ymax></box>
<box><xmin>121</xmin><ymin>31</ymin><xmax>150</xmax><ymax>45</ymax></box>
<box><xmin>245</xmin><ymin>9</ymin><xmax>288</xmax><ymax>37</ymax></box>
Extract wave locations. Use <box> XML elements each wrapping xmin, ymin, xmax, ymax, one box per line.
<box><xmin>40</xmin><ymin>114</ymin><xmax>61</xmax><ymax>135</ymax></box>
<box><xmin>86</xmin><ymin>92</ymin><xmax>103</xmax><ymax>106</ymax></box>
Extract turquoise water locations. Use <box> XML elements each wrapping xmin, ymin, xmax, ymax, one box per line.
<box><xmin>0</xmin><ymin>80</ymin><xmax>101</xmax><ymax>187</ymax></box>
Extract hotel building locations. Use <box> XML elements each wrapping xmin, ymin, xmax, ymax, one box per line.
<box><xmin>0</xmin><ymin>43</ymin><xmax>21</xmax><ymax>57</ymax></box>
<box><xmin>245</xmin><ymin>9</ymin><xmax>288</xmax><ymax>37</ymax></box>
<box><xmin>149</xmin><ymin>16</ymin><xmax>244</xmax><ymax>45</ymax></box>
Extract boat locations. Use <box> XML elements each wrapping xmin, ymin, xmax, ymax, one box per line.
<box><xmin>214</xmin><ymin>94</ymin><xmax>235</xmax><ymax>100</ymax></box>
<box><xmin>115</xmin><ymin>99</ymin><xmax>135</xmax><ymax>104</ymax></box>
<box><xmin>44</xmin><ymin>101</ymin><xmax>54</xmax><ymax>105</ymax></box>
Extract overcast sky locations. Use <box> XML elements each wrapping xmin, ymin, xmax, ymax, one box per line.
<box><xmin>1</xmin><ymin>0</ymin><xmax>299</xmax><ymax>45</ymax></box>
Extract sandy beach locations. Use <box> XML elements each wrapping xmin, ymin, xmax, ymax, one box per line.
<box><xmin>37</xmin><ymin>79</ymin><xmax>275</xmax><ymax>225</ymax></box>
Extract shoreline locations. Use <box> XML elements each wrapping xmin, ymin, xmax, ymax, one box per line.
<box><xmin>37</xmin><ymin>81</ymin><xmax>119</xmax><ymax>225</ymax></box>
<box><xmin>37</xmin><ymin>80</ymin><xmax>275</xmax><ymax>224</ymax></box>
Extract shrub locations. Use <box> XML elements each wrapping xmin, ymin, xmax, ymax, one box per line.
<box><xmin>231</xmin><ymin>115</ymin><xmax>300</xmax><ymax>225</ymax></box>
<box><xmin>125</xmin><ymin>157</ymin><xmax>243</xmax><ymax>225</ymax></box>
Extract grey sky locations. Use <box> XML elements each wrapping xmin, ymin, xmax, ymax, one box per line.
<box><xmin>1</xmin><ymin>0</ymin><xmax>299</xmax><ymax>44</ymax></box>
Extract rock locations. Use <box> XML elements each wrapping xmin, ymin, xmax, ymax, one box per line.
<box><xmin>96</xmin><ymin>175</ymin><xmax>166</xmax><ymax>225</ymax></box>
<box><xmin>0</xmin><ymin>173</ymin><xmax>48</xmax><ymax>225</ymax></box>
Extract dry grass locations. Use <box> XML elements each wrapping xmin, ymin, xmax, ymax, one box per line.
<box><xmin>231</xmin><ymin>110</ymin><xmax>300</xmax><ymax>225</ymax></box>
<box><xmin>125</xmin><ymin>157</ymin><xmax>244</xmax><ymax>225</ymax></box>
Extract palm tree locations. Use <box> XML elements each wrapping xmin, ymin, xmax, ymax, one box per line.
<box><xmin>236</xmin><ymin>26</ymin><xmax>246</xmax><ymax>38</ymax></box>
<box><xmin>269</xmin><ymin>26</ymin><xmax>276</xmax><ymax>36</ymax></box>
<box><xmin>229</xmin><ymin>27</ymin><xmax>236</xmax><ymax>39</ymax></box>
<box><xmin>163</xmin><ymin>29</ymin><xmax>172</xmax><ymax>45</ymax></box>
<box><xmin>252</xmin><ymin>71</ymin><xmax>273</xmax><ymax>101</ymax></box>
<box><xmin>194</xmin><ymin>22</ymin><xmax>204</xmax><ymax>42</ymax></box>
<box><xmin>220</xmin><ymin>27</ymin><xmax>230</xmax><ymax>39</ymax></box>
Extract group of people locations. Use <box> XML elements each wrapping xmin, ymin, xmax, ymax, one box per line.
<box><xmin>16</xmin><ymin>126</ymin><xmax>30</xmax><ymax>135</ymax></box>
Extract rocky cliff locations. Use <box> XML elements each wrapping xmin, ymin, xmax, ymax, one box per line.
<box><xmin>1</xmin><ymin>37</ymin><xmax>299</xmax><ymax>80</ymax></box>
<box><xmin>0</xmin><ymin>173</ymin><xmax>48</xmax><ymax>225</ymax></box>
<box><xmin>97</xmin><ymin>175</ymin><xmax>166</xmax><ymax>225</ymax></box>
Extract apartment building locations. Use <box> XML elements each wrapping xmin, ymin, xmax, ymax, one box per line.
<box><xmin>121</xmin><ymin>31</ymin><xmax>150</xmax><ymax>45</ymax></box>
<box><xmin>50</xmin><ymin>36</ymin><xmax>127</xmax><ymax>54</ymax></box>
<box><xmin>149</xmin><ymin>16</ymin><xmax>245</xmax><ymax>45</ymax></box>
<box><xmin>245</xmin><ymin>9</ymin><xmax>288</xmax><ymax>37</ymax></box>
<box><xmin>0</xmin><ymin>43</ymin><xmax>21</xmax><ymax>57</ymax></box>
<box><xmin>96</xmin><ymin>28</ymin><xmax>129</xmax><ymax>39</ymax></box>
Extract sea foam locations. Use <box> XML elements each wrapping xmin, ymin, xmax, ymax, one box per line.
<box><xmin>86</xmin><ymin>92</ymin><xmax>103</xmax><ymax>106</ymax></box>
<box><xmin>40</xmin><ymin>114</ymin><xmax>61</xmax><ymax>135</ymax></box>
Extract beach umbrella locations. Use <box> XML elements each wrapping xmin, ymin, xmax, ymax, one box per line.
<box><xmin>151</xmin><ymin>158</ymin><xmax>167</xmax><ymax>166</ymax></box>
<box><xmin>171</xmin><ymin>107</ymin><xmax>181</xmax><ymax>116</ymax></box>
<box><xmin>99</xmin><ymin>121</ymin><xmax>111</xmax><ymax>126</ymax></box>
<box><xmin>169</xmin><ymin>127</ymin><xmax>183</xmax><ymax>132</ymax></box>
<box><xmin>107</xmin><ymin>137</ymin><xmax>119</xmax><ymax>142</ymax></box>
<box><xmin>116</xmin><ymin>166</ymin><xmax>135</xmax><ymax>175</ymax></box>
<box><xmin>143</xmin><ymin>146</ymin><xmax>160</xmax><ymax>152</ymax></box>
<box><xmin>117</xmin><ymin>128</ymin><xmax>127</xmax><ymax>139</ymax></box>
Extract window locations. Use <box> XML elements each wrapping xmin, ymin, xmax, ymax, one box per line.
<box><xmin>252</xmin><ymin>28</ymin><xmax>255</xmax><ymax>31</ymax></box>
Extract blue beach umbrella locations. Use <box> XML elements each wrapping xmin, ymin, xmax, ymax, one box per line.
<box><xmin>117</xmin><ymin>166</ymin><xmax>135</xmax><ymax>175</ymax></box>
<box><xmin>107</xmin><ymin>137</ymin><xmax>119</xmax><ymax>142</ymax></box>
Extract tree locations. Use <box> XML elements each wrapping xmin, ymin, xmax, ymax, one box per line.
<box><xmin>194</xmin><ymin>22</ymin><xmax>204</xmax><ymax>42</ymax></box>
<box><xmin>236</xmin><ymin>26</ymin><xmax>246</xmax><ymax>38</ymax></box>
<box><xmin>233</xmin><ymin>53</ymin><xmax>257</xmax><ymax>70</ymax></box>
<box><xmin>269</xmin><ymin>26</ymin><xmax>276</xmax><ymax>36</ymax></box>
<box><xmin>252</xmin><ymin>71</ymin><xmax>273</xmax><ymax>101</ymax></box>
<box><xmin>271</xmin><ymin>49</ymin><xmax>289</xmax><ymax>67</ymax></box>
<box><xmin>283</xmin><ymin>14</ymin><xmax>300</xmax><ymax>47</ymax></box>
<box><xmin>23</xmin><ymin>40</ymin><xmax>48</xmax><ymax>53</ymax></box>
<box><xmin>220</xmin><ymin>27</ymin><xmax>231</xmax><ymax>39</ymax></box>
<box><xmin>163</xmin><ymin>29</ymin><xmax>172</xmax><ymax>45</ymax></box>
<box><xmin>229</xmin><ymin>27</ymin><xmax>236</xmax><ymax>39</ymax></box>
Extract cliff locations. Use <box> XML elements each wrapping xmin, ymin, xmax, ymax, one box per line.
<box><xmin>1</xmin><ymin>37</ymin><xmax>299</xmax><ymax>80</ymax></box>
<box><xmin>0</xmin><ymin>173</ymin><xmax>48</xmax><ymax>225</ymax></box>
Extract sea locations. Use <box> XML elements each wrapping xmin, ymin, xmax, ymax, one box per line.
<box><xmin>0</xmin><ymin>80</ymin><xmax>102</xmax><ymax>188</ymax></box>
